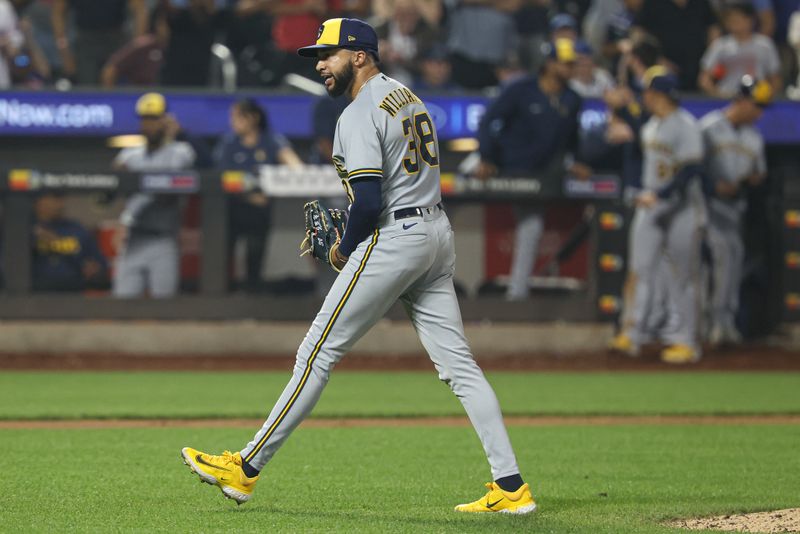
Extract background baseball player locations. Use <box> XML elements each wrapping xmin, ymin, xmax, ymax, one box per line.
<box><xmin>112</xmin><ymin>92</ymin><xmax>196</xmax><ymax>298</ymax></box>
<box><xmin>181</xmin><ymin>18</ymin><xmax>536</xmax><ymax>515</ymax></box>
<box><xmin>700</xmin><ymin>75</ymin><xmax>771</xmax><ymax>345</ymax></box>
<box><xmin>610</xmin><ymin>67</ymin><xmax>707</xmax><ymax>364</ymax></box>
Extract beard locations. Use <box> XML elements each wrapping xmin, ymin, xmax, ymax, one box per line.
<box><xmin>144</xmin><ymin>129</ymin><xmax>166</xmax><ymax>149</ymax></box>
<box><xmin>327</xmin><ymin>60</ymin><xmax>354</xmax><ymax>97</ymax></box>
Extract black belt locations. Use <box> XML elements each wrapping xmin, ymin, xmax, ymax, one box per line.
<box><xmin>393</xmin><ymin>202</ymin><xmax>444</xmax><ymax>221</ymax></box>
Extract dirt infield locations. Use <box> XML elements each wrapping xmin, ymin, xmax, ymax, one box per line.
<box><xmin>669</xmin><ymin>508</ymin><xmax>800</xmax><ymax>533</ymax></box>
<box><xmin>1</xmin><ymin>345</ymin><xmax>798</xmax><ymax>371</ymax></box>
<box><xmin>3</xmin><ymin>414</ymin><xmax>800</xmax><ymax>430</ymax></box>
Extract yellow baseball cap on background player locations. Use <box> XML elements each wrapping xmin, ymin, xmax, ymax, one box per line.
<box><xmin>297</xmin><ymin>18</ymin><xmax>380</xmax><ymax>60</ymax></box>
<box><xmin>135</xmin><ymin>92</ymin><xmax>167</xmax><ymax>118</ymax></box>
<box><xmin>738</xmin><ymin>75</ymin><xmax>773</xmax><ymax>107</ymax></box>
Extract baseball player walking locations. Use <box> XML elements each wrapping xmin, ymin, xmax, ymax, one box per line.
<box><xmin>610</xmin><ymin>67</ymin><xmax>707</xmax><ymax>363</ymax></box>
<box><xmin>699</xmin><ymin>76</ymin><xmax>771</xmax><ymax>345</ymax></box>
<box><xmin>181</xmin><ymin>18</ymin><xmax>536</xmax><ymax>514</ymax></box>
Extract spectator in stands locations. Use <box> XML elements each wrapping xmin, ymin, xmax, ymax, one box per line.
<box><xmin>699</xmin><ymin>1</ymin><xmax>781</xmax><ymax>96</ymax></box>
<box><xmin>412</xmin><ymin>41</ymin><xmax>460</xmax><ymax>92</ymax></box>
<box><xmin>788</xmin><ymin>7</ymin><xmax>800</xmax><ymax>99</ymax></box>
<box><xmin>477</xmin><ymin>39</ymin><xmax>592</xmax><ymax>301</ymax></box>
<box><xmin>0</xmin><ymin>0</ymin><xmax>23</xmax><ymax>89</ymax></box>
<box><xmin>569</xmin><ymin>40</ymin><xmax>616</xmax><ymax>97</ymax></box>
<box><xmin>101</xmin><ymin>11</ymin><xmax>167</xmax><ymax>88</ymax></box>
<box><xmin>269</xmin><ymin>0</ymin><xmax>332</xmax><ymax>81</ymax></box>
<box><xmin>112</xmin><ymin>92</ymin><xmax>196</xmax><ymax>298</ymax></box>
<box><xmin>214</xmin><ymin>98</ymin><xmax>302</xmax><ymax>292</ymax></box>
<box><xmin>374</xmin><ymin>0</ymin><xmax>438</xmax><ymax>86</ymax></box>
<box><xmin>32</xmin><ymin>192</ymin><xmax>108</xmax><ymax>292</ymax></box>
<box><xmin>373</xmin><ymin>0</ymin><xmax>441</xmax><ymax>27</ymax></box>
<box><xmin>634</xmin><ymin>0</ymin><xmax>719</xmax><ymax>90</ymax></box>
<box><xmin>446</xmin><ymin>0</ymin><xmax>519</xmax><ymax>89</ymax></box>
<box><xmin>51</xmin><ymin>0</ymin><xmax>148</xmax><ymax>85</ymax></box>
<box><xmin>158</xmin><ymin>0</ymin><xmax>230</xmax><ymax>87</ymax></box>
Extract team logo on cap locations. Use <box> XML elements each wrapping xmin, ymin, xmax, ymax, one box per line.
<box><xmin>785</xmin><ymin>210</ymin><xmax>800</xmax><ymax>229</ymax></box>
<box><xmin>599</xmin><ymin>212</ymin><xmax>623</xmax><ymax>231</ymax></box>
<box><xmin>317</xmin><ymin>25</ymin><xmax>324</xmax><ymax>40</ymax></box>
<box><xmin>348</xmin><ymin>35</ymin><xmax>356</xmax><ymax>41</ymax></box>
<box><xmin>599</xmin><ymin>254</ymin><xmax>624</xmax><ymax>272</ymax></box>
<box><xmin>598</xmin><ymin>295</ymin><xmax>621</xmax><ymax>314</ymax></box>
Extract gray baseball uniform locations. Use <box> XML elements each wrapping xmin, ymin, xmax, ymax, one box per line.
<box><xmin>700</xmin><ymin>109</ymin><xmax>766</xmax><ymax>339</ymax></box>
<box><xmin>112</xmin><ymin>141</ymin><xmax>195</xmax><ymax>298</ymax></box>
<box><xmin>241</xmin><ymin>74</ymin><xmax>521</xmax><ymax>481</ymax></box>
<box><xmin>622</xmin><ymin>108</ymin><xmax>705</xmax><ymax>349</ymax></box>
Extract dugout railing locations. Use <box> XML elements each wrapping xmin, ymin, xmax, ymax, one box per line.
<box><xmin>0</xmin><ymin>166</ymin><xmax>625</xmax><ymax>321</ymax></box>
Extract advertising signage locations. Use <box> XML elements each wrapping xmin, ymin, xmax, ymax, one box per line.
<box><xmin>0</xmin><ymin>90</ymin><xmax>798</xmax><ymax>143</ymax></box>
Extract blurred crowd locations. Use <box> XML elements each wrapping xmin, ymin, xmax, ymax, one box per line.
<box><xmin>1</xmin><ymin>0</ymin><xmax>800</xmax><ymax>97</ymax></box>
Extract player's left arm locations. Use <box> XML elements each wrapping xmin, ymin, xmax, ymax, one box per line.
<box><xmin>655</xmin><ymin>120</ymin><xmax>704</xmax><ymax>200</ymax></box>
<box><xmin>333</xmin><ymin>112</ymin><xmax>385</xmax><ymax>263</ymax></box>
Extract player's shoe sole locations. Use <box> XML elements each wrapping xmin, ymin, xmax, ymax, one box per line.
<box><xmin>180</xmin><ymin>447</ymin><xmax>255</xmax><ymax>504</ymax></box>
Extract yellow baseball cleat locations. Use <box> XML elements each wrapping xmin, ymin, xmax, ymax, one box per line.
<box><xmin>454</xmin><ymin>482</ymin><xmax>537</xmax><ymax>514</ymax></box>
<box><xmin>607</xmin><ymin>333</ymin><xmax>639</xmax><ymax>357</ymax></box>
<box><xmin>180</xmin><ymin>447</ymin><xmax>258</xmax><ymax>504</ymax></box>
<box><xmin>660</xmin><ymin>344</ymin><xmax>701</xmax><ymax>364</ymax></box>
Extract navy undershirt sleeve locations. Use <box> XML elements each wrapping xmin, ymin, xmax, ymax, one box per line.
<box><xmin>338</xmin><ymin>179</ymin><xmax>382</xmax><ymax>257</ymax></box>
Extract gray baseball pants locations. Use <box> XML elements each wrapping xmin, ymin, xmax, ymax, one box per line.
<box><xmin>626</xmin><ymin>202</ymin><xmax>703</xmax><ymax>348</ymax></box>
<box><xmin>706</xmin><ymin>202</ymin><xmax>743</xmax><ymax>335</ymax></box>
<box><xmin>506</xmin><ymin>206</ymin><xmax>544</xmax><ymax>300</ymax></box>
<box><xmin>113</xmin><ymin>235</ymin><xmax>179</xmax><ymax>298</ymax></box>
<box><xmin>241</xmin><ymin>206</ymin><xmax>521</xmax><ymax>480</ymax></box>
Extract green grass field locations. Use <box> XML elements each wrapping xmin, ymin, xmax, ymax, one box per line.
<box><xmin>2</xmin><ymin>371</ymin><xmax>799</xmax><ymax>533</ymax></box>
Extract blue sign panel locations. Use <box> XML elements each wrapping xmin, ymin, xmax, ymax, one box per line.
<box><xmin>0</xmin><ymin>90</ymin><xmax>798</xmax><ymax>143</ymax></box>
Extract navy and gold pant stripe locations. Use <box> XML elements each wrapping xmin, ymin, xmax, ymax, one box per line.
<box><xmin>244</xmin><ymin>229</ymin><xmax>380</xmax><ymax>464</ymax></box>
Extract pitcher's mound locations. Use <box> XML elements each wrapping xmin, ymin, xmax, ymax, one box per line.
<box><xmin>669</xmin><ymin>508</ymin><xmax>800</xmax><ymax>533</ymax></box>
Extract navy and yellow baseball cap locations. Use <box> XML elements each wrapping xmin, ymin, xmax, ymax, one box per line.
<box><xmin>738</xmin><ymin>75</ymin><xmax>773</xmax><ymax>107</ymax></box>
<box><xmin>297</xmin><ymin>18</ymin><xmax>379</xmax><ymax>60</ymax></box>
<box><xmin>643</xmin><ymin>66</ymin><xmax>679</xmax><ymax>100</ymax></box>
<box><xmin>136</xmin><ymin>92</ymin><xmax>167</xmax><ymax>118</ymax></box>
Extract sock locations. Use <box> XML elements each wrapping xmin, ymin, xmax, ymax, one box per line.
<box><xmin>241</xmin><ymin>459</ymin><xmax>260</xmax><ymax>478</ymax></box>
<box><xmin>495</xmin><ymin>474</ymin><xmax>524</xmax><ymax>493</ymax></box>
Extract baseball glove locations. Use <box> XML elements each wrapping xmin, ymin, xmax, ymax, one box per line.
<box><xmin>300</xmin><ymin>199</ymin><xmax>348</xmax><ymax>270</ymax></box>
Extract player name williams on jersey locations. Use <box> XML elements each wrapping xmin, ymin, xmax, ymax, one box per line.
<box><xmin>332</xmin><ymin>74</ymin><xmax>442</xmax><ymax>215</ymax></box>
<box><xmin>378</xmin><ymin>87</ymin><xmax>423</xmax><ymax>117</ymax></box>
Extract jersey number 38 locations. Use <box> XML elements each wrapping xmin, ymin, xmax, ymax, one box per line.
<box><xmin>402</xmin><ymin>112</ymin><xmax>439</xmax><ymax>174</ymax></box>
